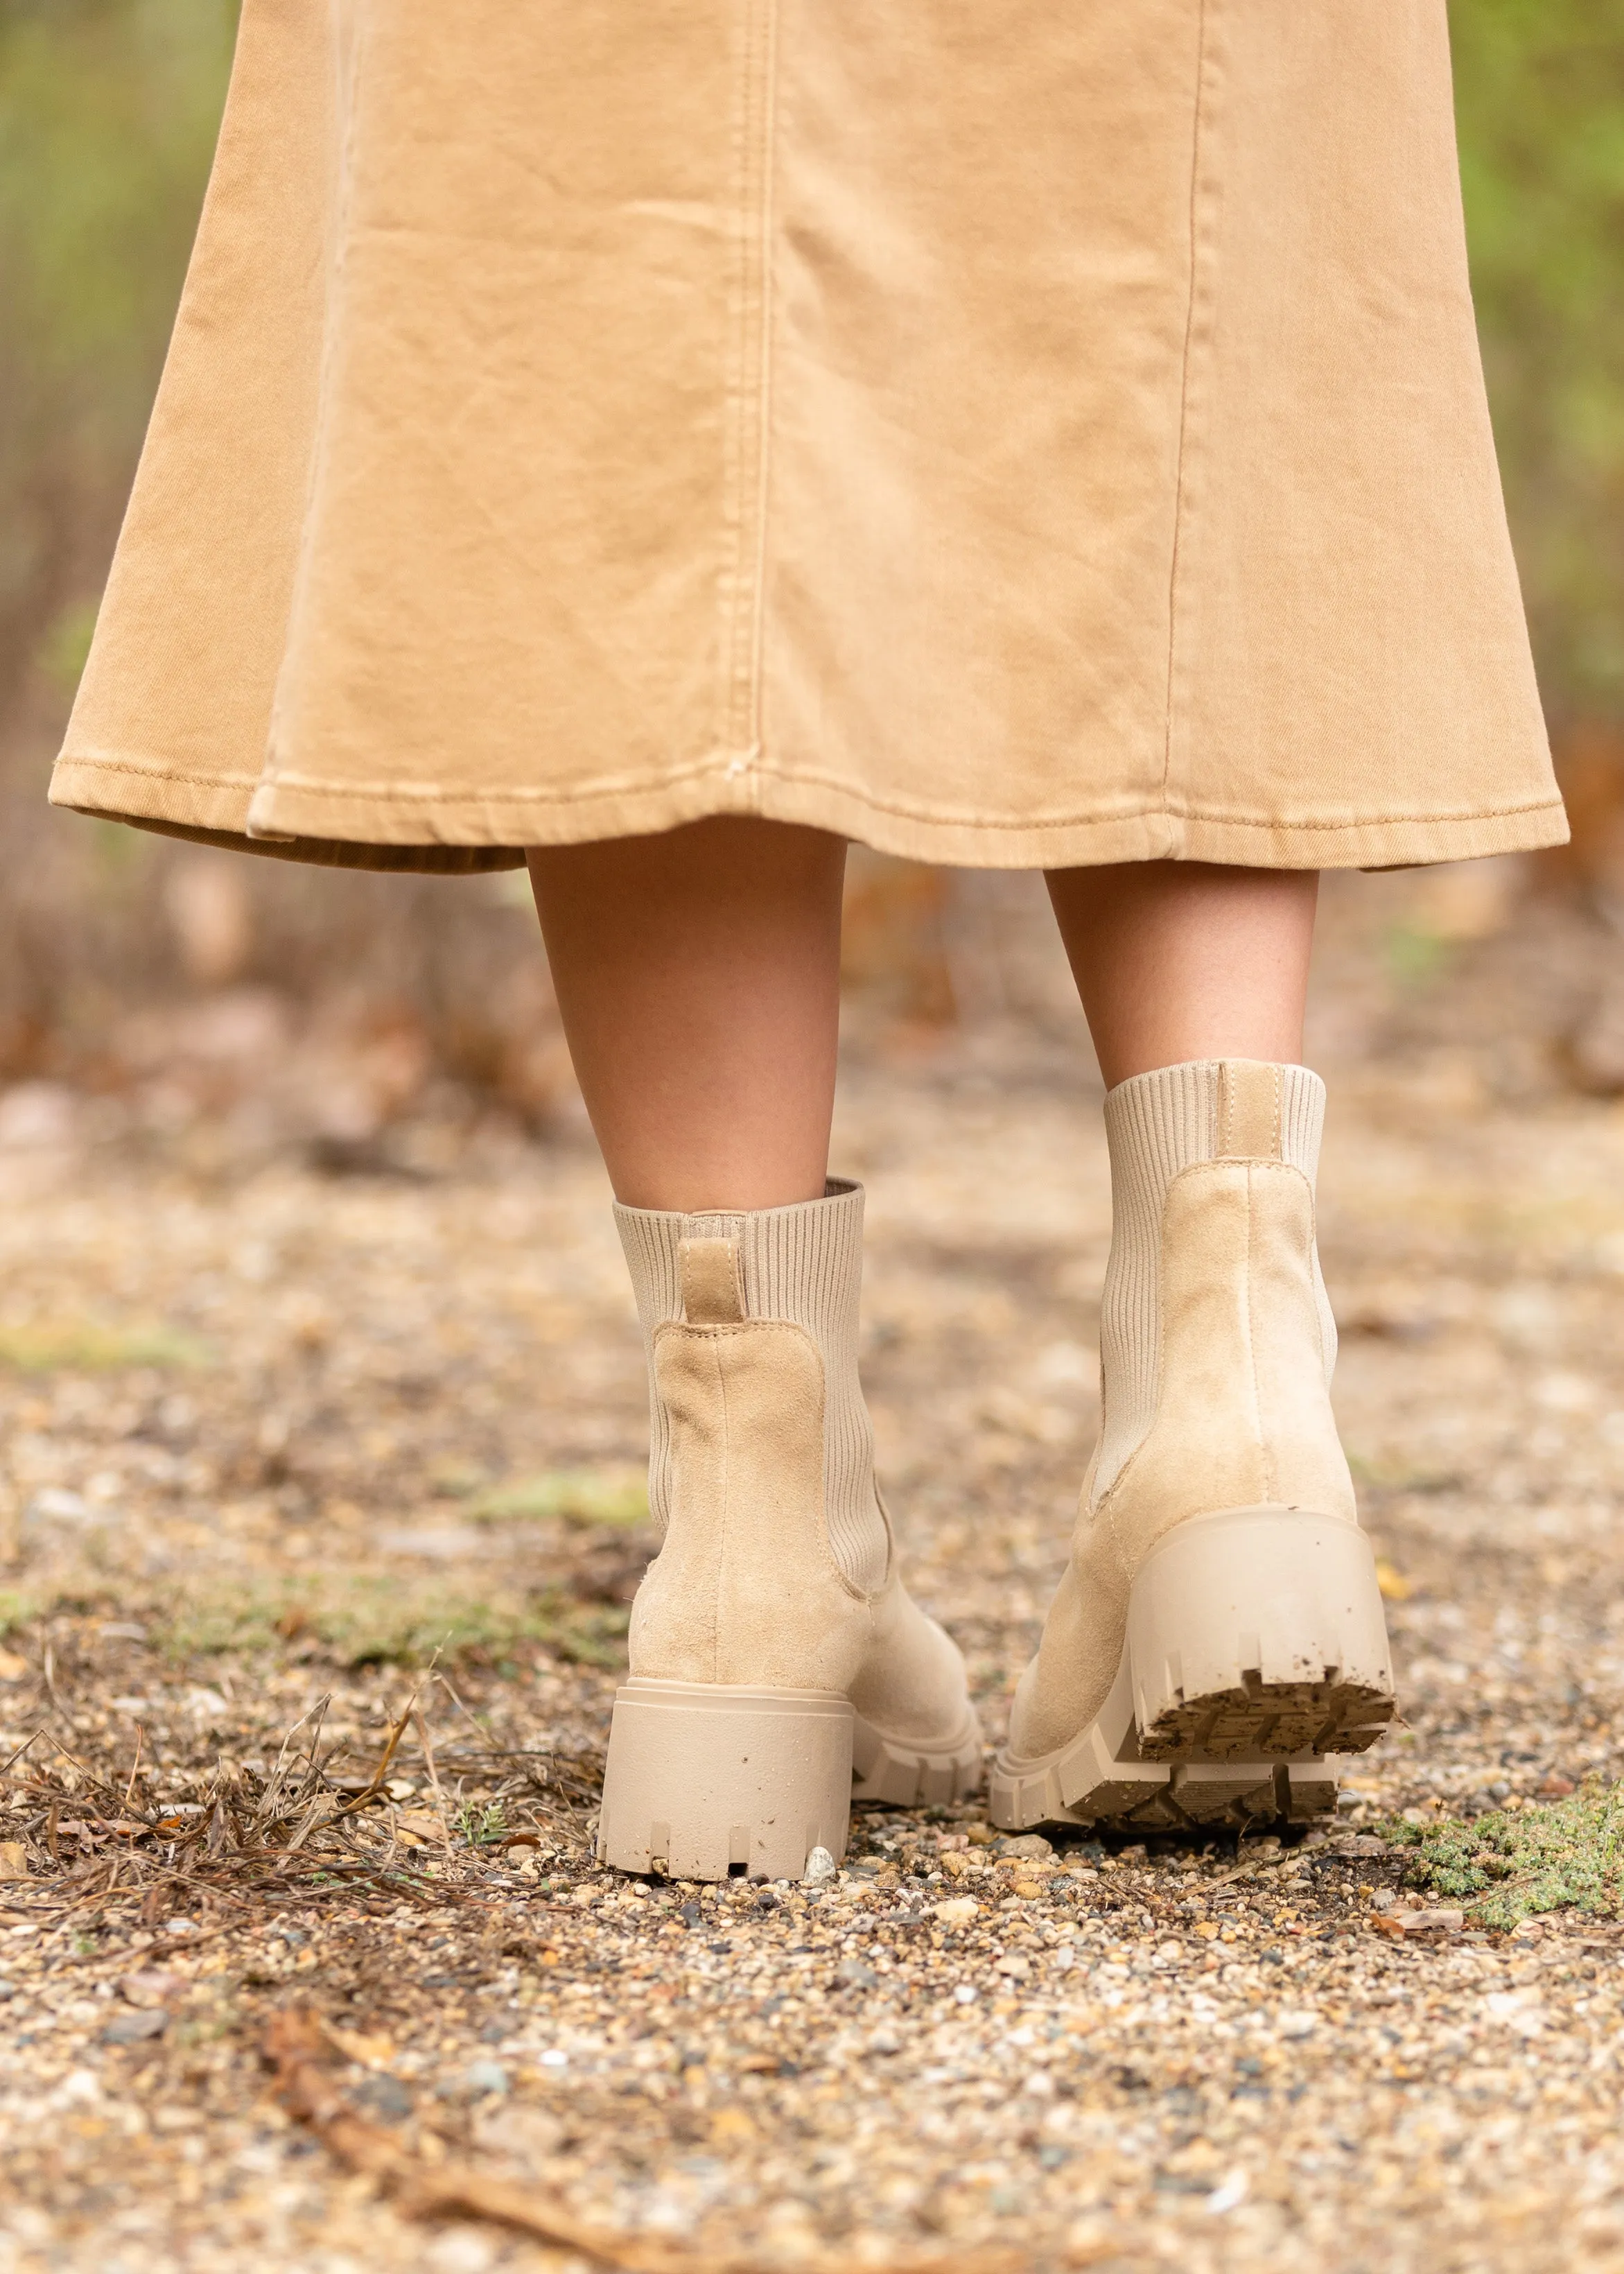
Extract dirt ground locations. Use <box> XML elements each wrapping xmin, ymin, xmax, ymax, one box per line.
<box><xmin>3</xmin><ymin>863</ymin><xmax>1624</xmax><ymax>2274</ymax></box>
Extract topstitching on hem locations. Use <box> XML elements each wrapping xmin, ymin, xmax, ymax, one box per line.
<box><xmin>252</xmin><ymin>768</ymin><xmax>1570</xmax><ymax>838</ymax></box>
<box><xmin>60</xmin><ymin>745</ymin><xmax>1568</xmax><ymax>841</ymax></box>
<box><xmin>52</xmin><ymin>750</ymin><xmax>269</xmax><ymax>797</ymax></box>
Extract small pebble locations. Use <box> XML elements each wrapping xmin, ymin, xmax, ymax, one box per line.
<box><xmin>993</xmin><ymin>1834</ymin><xmax>1054</xmax><ymax>1861</ymax></box>
<box><xmin>424</xmin><ymin>2228</ymin><xmax>498</xmax><ymax>2274</ymax></box>
<box><xmin>353</xmin><ymin>2074</ymin><xmax>414</xmax><ymax>2121</ymax></box>
<box><xmin>802</xmin><ymin>1846</ymin><xmax>837</xmax><ymax>1885</ymax></box>
<box><xmin>101</xmin><ymin>2010</ymin><xmax>167</xmax><ymax>2045</ymax></box>
<box><xmin>119</xmin><ymin>1970</ymin><xmax>183</xmax><ymax>2008</ymax></box>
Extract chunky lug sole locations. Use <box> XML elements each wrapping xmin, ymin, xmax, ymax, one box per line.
<box><xmin>990</xmin><ymin>1506</ymin><xmax>1396</xmax><ymax>1834</ymax></box>
<box><xmin>597</xmin><ymin>1678</ymin><xmax>982</xmax><ymax>1881</ymax></box>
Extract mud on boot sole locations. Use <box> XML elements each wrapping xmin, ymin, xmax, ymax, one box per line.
<box><xmin>990</xmin><ymin>1506</ymin><xmax>1396</xmax><ymax>1834</ymax></box>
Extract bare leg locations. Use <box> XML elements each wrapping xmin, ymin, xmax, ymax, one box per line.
<box><xmin>1045</xmin><ymin>861</ymin><xmax>1318</xmax><ymax>1087</ymax></box>
<box><xmin>527</xmin><ymin>819</ymin><xmax>846</xmax><ymax>1212</ymax></box>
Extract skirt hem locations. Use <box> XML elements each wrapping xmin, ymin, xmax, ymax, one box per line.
<box><xmin>49</xmin><ymin>751</ymin><xmax>1571</xmax><ymax>875</ymax></box>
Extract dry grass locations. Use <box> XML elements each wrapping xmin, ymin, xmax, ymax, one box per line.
<box><xmin>0</xmin><ymin>1674</ymin><xmax>606</xmax><ymax>1929</ymax></box>
<box><xmin>5</xmin><ymin>873</ymin><xmax>1624</xmax><ymax>2271</ymax></box>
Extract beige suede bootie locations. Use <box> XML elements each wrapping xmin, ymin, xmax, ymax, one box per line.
<box><xmin>992</xmin><ymin>1059</ymin><xmax>1395</xmax><ymax>1835</ymax></box>
<box><xmin>598</xmin><ymin>1181</ymin><xmax>982</xmax><ymax>1881</ymax></box>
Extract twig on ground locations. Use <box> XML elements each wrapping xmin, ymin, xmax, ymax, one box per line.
<box><xmin>333</xmin><ymin>1691</ymin><xmax>418</xmax><ymax>1818</ymax></box>
<box><xmin>119</xmin><ymin>1724</ymin><xmax>144</xmax><ymax>1816</ymax></box>
<box><xmin>412</xmin><ymin>1704</ymin><xmax>448</xmax><ymax>1841</ymax></box>
<box><xmin>254</xmin><ymin>1695</ymin><xmax>331</xmax><ymax>1826</ymax></box>
<box><xmin>295</xmin><ymin>1693</ymin><xmax>332</xmax><ymax>1805</ymax></box>
<box><xmin>430</xmin><ymin>1669</ymin><xmax>504</xmax><ymax>1753</ymax></box>
<box><xmin>265</xmin><ymin>2006</ymin><xmax>1033</xmax><ymax>2274</ymax></box>
<box><xmin>0</xmin><ymin>1728</ymin><xmax>44</xmax><ymax>1777</ymax></box>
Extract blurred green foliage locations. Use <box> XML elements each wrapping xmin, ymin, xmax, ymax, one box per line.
<box><xmin>0</xmin><ymin>0</ymin><xmax>236</xmax><ymax>686</ymax></box>
<box><xmin>0</xmin><ymin>1</ymin><xmax>563</xmax><ymax>1086</ymax></box>
<box><xmin>1451</xmin><ymin>0</ymin><xmax>1624</xmax><ymax>722</ymax></box>
<box><xmin>0</xmin><ymin>0</ymin><xmax>1621</xmax><ymax>729</ymax></box>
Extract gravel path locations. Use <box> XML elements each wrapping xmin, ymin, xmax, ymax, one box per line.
<box><xmin>2</xmin><ymin>874</ymin><xmax>1623</xmax><ymax>2273</ymax></box>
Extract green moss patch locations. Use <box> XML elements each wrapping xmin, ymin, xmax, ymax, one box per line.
<box><xmin>466</xmin><ymin>1466</ymin><xmax>648</xmax><ymax>1529</ymax></box>
<box><xmin>158</xmin><ymin>1577</ymin><xmax>627</xmax><ymax>1669</ymax></box>
<box><xmin>0</xmin><ymin>1321</ymin><xmax>210</xmax><ymax>1371</ymax></box>
<box><xmin>1385</xmin><ymin>1782</ymin><xmax>1624</xmax><ymax>1927</ymax></box>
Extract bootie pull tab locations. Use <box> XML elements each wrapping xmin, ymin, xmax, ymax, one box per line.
<box><xmin>679</xmin><ymin>1236</ymin><xmax>746</xmax><ymax>1324</ymax></box>
<box><xmin>1216</xmin><ymin>1060</ymin><xmax>1284</xmax><ymax>1161</ymax></box>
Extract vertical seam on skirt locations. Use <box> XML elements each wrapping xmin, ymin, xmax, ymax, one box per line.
<box><xmin>746</xmin><ymin>0</ymin><xmax>780</xmax><ymax>783</ymax></box>
<box><xmin>1155</xmin><ymin>0</ymin><xmax>1237</xmax><ymax>818</ymax></box>
<box><xmin>719</xmin><ymin>1</ymin><xmax>753</xmax><ymax>765</ymax></box>
<box><xmin>256</xmin><ymin>2</ymin><xmax>363</xmax><ymax>829</ymax></box>
<box><xmin>1161</xmin><ymin>0</ymin><xmax>1212</xmax><ymax>813</ymax></box>
<box><xmin>721</xmin><ymin>0</ymin><xmax>774</xmax><ymax>777</ymax></box>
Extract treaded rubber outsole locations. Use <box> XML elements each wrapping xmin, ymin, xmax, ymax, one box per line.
<box><xmin>852</xmin><ymin>1710</ymin><xmax>984</xmax><ymax>1808</ymax></box>
<box><xmin>991</xmin><ymin>1506</ymin><xmax>1397</xmax><ymax>1835</ymax></box>
<box><xmin>993</xmin><ymin>1750</ymin><xmax>1341</xmax><ymax>1835</ymax></box>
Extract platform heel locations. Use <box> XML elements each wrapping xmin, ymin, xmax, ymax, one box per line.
<box><xmin>602</xmin><ymin>1184</ymin><xmax>980</xmax><ymax>1880</ymax></box>
<box><xmin>995</xmin><ymin>1059</ymin><xmax>1397</xmax><ymax>1834</ymax></box>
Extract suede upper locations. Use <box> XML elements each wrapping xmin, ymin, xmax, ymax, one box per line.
<box><xmin>619</xmin><ymin>1190</ymin><xmax>977</xmax><ymax>1751</ymax></box>
<box><xmin>616</xmin><ymin>1181</ymin><xmax>887</xmax><ymax>1595</ymax></box>
<box><xmin>1009</xmin><ymin>1059</ymin><xmax>1359</xmax><ymax>1764</ymax></box>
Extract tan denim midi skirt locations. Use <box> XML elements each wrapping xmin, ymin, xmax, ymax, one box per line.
<box><xmin>51</xmin><ymin>0</ymin><xmax>1566</xmax><ymax>875</ymax></box>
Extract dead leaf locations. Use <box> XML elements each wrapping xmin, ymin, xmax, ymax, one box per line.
<box><xmin>394</xmin><ymin>1808</ymin><xmax>448</xmax><ymax>1844</ymax></box>
<box><xmin>1372</xmin><ymin>1907</ymin><xmax>1464</xmax><ymax>1937</ymax></box>
<box><xmin>1375</xmin><ymin>1561</ymin><xmax>1413</xmax><ymax>1602</ymax></box>
<box><xmin>0</xmin><ymin>1841</ymin><xmax>28</xmax><ymax>1881</ymax></box>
